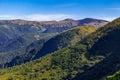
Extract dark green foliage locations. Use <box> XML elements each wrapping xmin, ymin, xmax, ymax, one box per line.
<box><xmin>35</xmin><ymin>26</ymin><xmax>96</xmax><ymax>59</ymax></box>
<box><xmin>35</xmin><ymin>29</ymin><xmax>81</xmax><ymax>58</ymax></box>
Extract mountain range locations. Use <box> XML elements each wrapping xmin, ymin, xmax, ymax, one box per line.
<box><xmin>0</xmin><ymin>18</ymin><xmax>108</xmax><ymax>67</ymax></box>
<box><xmin>0</xmin><ymin>17</ymin><xmax>117</xmax><ymax>80</ymax></box>
<box><xmin>0</xmin><ymin>17</ymin><xmax>119</xmax><ymax>80</ymax></box>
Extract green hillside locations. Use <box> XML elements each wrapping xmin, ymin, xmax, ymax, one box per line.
<box><xmin>35</xmin><ymin>26</ymin><xmax>96</xmax><ymax>59</ymax></box>
<box><xmin>0</xmin><ymin>17</ymin><xmax>120</xmax><ymax>80</ymax></box>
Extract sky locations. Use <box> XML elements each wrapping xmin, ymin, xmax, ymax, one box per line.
<box><xmin>0</xmin><ymin>0</ymin><xmax>120</xmax><ymax>21</ymax></box>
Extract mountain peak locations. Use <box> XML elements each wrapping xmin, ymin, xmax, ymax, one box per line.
<box><xmin>82</xmin><ymin>18</ymin><xmax>108</xmax><ymax>22</ymax></box>
<box><xmin>62</xmin><ymin>18</ymin><xmax>75</xmax><ymax>21</ymax></box>
<box><xmin>83</xmin><ymin>18</ymin><xmax>95</xmax><ymax>20</ymax></box>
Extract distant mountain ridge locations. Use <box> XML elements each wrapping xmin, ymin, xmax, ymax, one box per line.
<box><xmin>0</xmin><ymin>18</ymin><xmax>108</xmax><ymax>53</ymax></box>
<box><xmin>0</xmin><ymin>18</ymin><xmax>108</xmax><ymax>33</ymax></box>
<box><xmin>0</xmin><ymin>18</ymin><xmax>108</xmax><ymax>68</ymax></box>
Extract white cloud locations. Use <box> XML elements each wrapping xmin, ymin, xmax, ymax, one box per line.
<box><xmin>0</xmin><ymin>14</ymin><xmax>74</xmax><ymax>21</ymax></box>
<box><xmin>97</xmin><ymin>17</ymin><xmax>117</xmax><ymax>21</ymax></box>
<box><xmin>0</xmin><ymin>15</ymin><xmax>18</xmax><ymax>20</ymax></box>
<box><xmin>25</xmin><ymin>14</ymin><xmax>73</xmax><ymax>21</ymax></box>
<box><xmin>91</xmin><ymin>14</ymin><xmax>118</xmax><ymax>21</ymax></box>
<box><xmin>0</xmin><ymin>14</ymin><xmax>117</xmax><ymax>21</ymax></box>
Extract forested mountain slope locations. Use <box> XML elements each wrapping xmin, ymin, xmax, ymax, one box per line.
<box><xmin>0</xmin><ymin>18</ymin><xmax>107</xmax><ymax>67</ymax></box>
<box><xmin>0</xmin><ymin>26</ymin><xmax>96</xmax><ymax>68</ymax></box>
<box><xmin>35</xmin><ymin>26</ymin><xmax>96</xmax><ymax>59</ymax></box>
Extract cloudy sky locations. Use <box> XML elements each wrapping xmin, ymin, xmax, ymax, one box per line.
<box><xmin>0</xmin><ymin>0</ymin><xmax>120</xmax><ymax>21</ymax></box>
